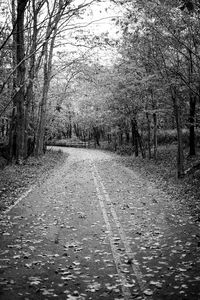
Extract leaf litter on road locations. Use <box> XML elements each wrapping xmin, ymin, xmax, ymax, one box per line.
<box><xmin>1</xmin><ymin>149</ymin><xmax>200</xmax><ymax>299</ymax></box>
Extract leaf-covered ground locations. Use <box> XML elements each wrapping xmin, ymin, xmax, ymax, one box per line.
<box><xmin>116</xmin><ymin>145</ymin><xmax>200</xmax><ymax>222</ymax></box>
<box><xmin>0</xmin><ymin>147</ymin><xmax>200</xmax><ymax>300</ymax></box>
<box><xmin>0</xmin><ymin>150</ymin><xmax>66</xmax><ymax>212</ymax></box>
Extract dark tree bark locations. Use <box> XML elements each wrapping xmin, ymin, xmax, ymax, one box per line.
<box><xmin>188</xmin><ymin>49</ymin><xmax>196</xmax><ymax>156</ymax></box>
<box><xmin>24</xmin><ymin>0</ymin><xmax>38</xmax><ymax>157</ymax></box>
<box><xmin>125</xmin><ymin>131</ymin><xmax>130</xmax><ymax>143</ymax></box>
<box><xmin>93</xmin><ymin>126</ymin><xmax>100</xmax><ymax>147</ymax></box>
<box><xmin>9</xmin><ymin>0</ymin><xmax>17</xmax><ymax>161</ymax></box>
<box><xmin>9</xmin><ymin>0</ymin><xmax>28</xmax><ymax>163</ymax></box>
<box><xmin>35</xmin><ymin>28</ymin><xmax>56</xmax><ymax>156</ymax></box>
<box><xmin>172</xmin><ymin>93</ymin><xmax>184</xmax><ymax>178</ymax></box>
<box><xmin>119</xmin><ymin>131</ymin><xmax>123</xmax><ymax>145</ymax></box>
<box><xmin>189</xmin><ymin>95</ymin><xmax>196</xmax><ymax>156</ymax></box>
<box><xmin>137</xmin><ymin>131</ymin><xmax>146</xmax><ymax>158</ymax></box>
<box><xmin>153</xmin><ymin>112</ymin><xmax>158</xmax><ymax>160</ymax></box>
<box><xmin>131</xmin><ymin>119</ymin><xmax>138</xmax><ymax>157</ymax></box>
<box><xmin>146</xmin><ymin>112</ymin><xmax>151</xmax><ymax>159</ymax></box>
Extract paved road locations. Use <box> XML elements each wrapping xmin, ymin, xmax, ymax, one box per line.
<box><xmin>0</xmin><ymin>148</ymin><xmax>199</xmax><ymax>300</ymax></box>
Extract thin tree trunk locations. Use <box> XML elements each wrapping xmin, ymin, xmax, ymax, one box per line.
<box><xmin>151</xmin><ymin>89</ymin><xmax>158</xmax><ymax>160</ymax></box>
<box><xmin>125</xmin><ymin>131</ymin><xmax>130</xmax><ymax>143</ymax></box>
<box><xmin>188</xmin><ymin>49</ymin><xmax>196</xmax><ymax>156</ymax></box>
<box><xmin>35</xmin><ymin>60</ymin><xmax>50</xmax><ymax>155</ymax></box>
<box><xmin>138</xmin><ymin>131</ymin><xmax>146</xmax><ymax>158</ymax></box>
<box><xmin>153</xmin><ymin>112</ymin><xmax>158</xmax><ymax>160</ymax></box>
<box><xmin>34</xmin><ymin>0</ymin><xmax>69</xmax><ymax>156</ymax></box>
<box><xmin>24</xmin><ymin>0</ymin><xmax>37</xmax><ymax>157</ymax></box>
<box><xmin>189</xmin><ymin>95</ymin><xmax>196</xmax><ymax>156</ymax></box>
<box><xmin>9</xmin><ymin>0</ymin><xmax>17</xmax><ymax>161</ymax></box>
<box><xmin>119</xmin><ymin>131</ymin><xmax>123</xmax><ymax>145</ymax></box>
<box><xmin>173</xmin><ymin>94</ymin><xmax>184</xmax><ymax>178</ymax></box>
<box><xmin>114</xmin><ymin>131</ymin><xmax>117</xmax><ymax>151</ymax></box>
<box><xmin>146</xmin><ymin>112</ymin><xmax>151</xmax><ymax>159</ymax></box>
<box><xmin>131</xmin><ymin>119</ymin><xmax>135</xmax><ymax>147</ymax></box>
<box><xmin>93</xmin><ymin>127</ymin><xmax>100</xmax><ymax>147</ymax></box>
<box><xmin>35</xmin><ymin>29</ymin><xmax>56</xmax><ymax>156</ymax></box>
<box><xmin>69</xmin><ymin>115</ymin><xmax>72</xmax><ymax>138</ymax></box>
<box><xmin>131</xmin><ymin>119</ymin><xmax>138</xmax><ymax>157</ymax></box>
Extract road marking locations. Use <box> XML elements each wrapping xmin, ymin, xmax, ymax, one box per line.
<box><xmin>92</xmin><ymin>163</ymin><xmax>152</xmax><ymax>300</ymax></box>
<box><xmin>3</xmin><ymin>186</ymin><xmax>34</xmax><ymax>214</ymax></box>
<box><xmin>92</xmin><ymin>171</ymin><xmax>133</xmax><ymax>300</ymax></box>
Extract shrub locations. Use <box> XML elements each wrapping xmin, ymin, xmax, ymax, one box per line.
<box><xmin>0</xmin><ymin>156</ymin><xmax>8</xmax><ymax>169</ymax></box>
<box><xmin>143</xmin><ymin>129</ymin><xmax>200</xmax><ymax>147</ymax></box>
<box><xmin>116</xmin><ymin>144</ymin><xmax>134</xmax><ymax>156</ymax></box>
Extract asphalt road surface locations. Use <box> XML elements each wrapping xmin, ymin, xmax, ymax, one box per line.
<box><xmin>0</xmin><ymin>147</ymin><xmax>200</xmax><ymax>300</ymax></box>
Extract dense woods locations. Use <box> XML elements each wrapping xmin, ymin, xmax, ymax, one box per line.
<box><xmin>0</xmin><ymin>0</ymin><xmax>200</xmax><ymax>178</ymax></box>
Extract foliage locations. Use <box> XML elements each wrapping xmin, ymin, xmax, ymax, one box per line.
<box><xmin>0</xmin><ymin>0</ymin><xmax>200</xmax><ymax>178</ymax></box>
<box><xmin>0</xmin><ymin>0</ymin><xmax>103</xmax><ymax>161</ymax></box>
<box><xmin>116</xmin><ymin>144</ymin><xmax>134</xmax><ymax>156</ymax></box>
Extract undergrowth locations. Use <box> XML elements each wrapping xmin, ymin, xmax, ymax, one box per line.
<box><xmin>117</xmin><ymin>145</ymin><xmax>200</xmax><ymax>220</ymax></box>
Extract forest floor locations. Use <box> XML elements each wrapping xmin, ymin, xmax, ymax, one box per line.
<box><xmin>115</xmin><ymin>145</ymin><xmax>200</xmax><ymax>222</ymax></box>
<box><xmin>0</xmin><ymin>149</ymin><xmax>66</xmax><ymax>213</ymax></box>
<box><xmin>0</xmin><ymin>146</ymin><xmax>200</xmax><ymax>300</ymax></box>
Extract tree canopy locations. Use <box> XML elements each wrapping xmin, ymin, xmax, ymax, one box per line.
<box><xmin>0</xmin><ymin>0</ymin><xmax>200</xmax><ymax>177</ymax></box>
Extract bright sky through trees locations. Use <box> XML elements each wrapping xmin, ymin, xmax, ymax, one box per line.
<box><xmin>53</xmin><ymin>1</ymin><xmax>122</xmax><ymax>65</ymax></box>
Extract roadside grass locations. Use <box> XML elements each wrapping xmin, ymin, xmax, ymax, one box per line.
<box><xmin>0</xmin><ymin>149</ymin><xmax>67</xmax><ymax>212</ymax></box>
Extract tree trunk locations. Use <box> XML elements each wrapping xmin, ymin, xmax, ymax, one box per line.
<box><xmin>114</xmin><ymin>131</ymin><xmax>117</xmax><ymax>151</ymax></box>
<box><xmin>34</xmin><ymin>0</ymin><xmax>69</xmax><ymax>156</ymax></box>
<box><xmin>24</xmin><ymin>0</ymin><xmax>37</xmax><ymax>157</ymax></box>
<box><xmin>188</xmin><ymin>48</ymin><xmax>196</xmax><ymax>156</ymax></box>
<box><xmin>131</xmin><ymin>119</ymin><xmax>135</xmax><ymax>147</ymax></box>
<box><xmin>119</xmin><ymin>131</ymin><xmax>123</xmax><ymax>145</ymax></box>
<box><xmin>69</xmin><ymin>115</ymin><xmax>72</xmax><ymax>138</ymax></box>
<box><xmin>10</xmin><ymin>0</ymin><xmax>28</xmax><ymax>163</ymax></box>
<box><xmin>93</xmin><ymin>127</ymin><xmax>100</xmax><ymax>147</ymax></box>
<box><xmin>35</xmin><ymin>67</ymin><xmax>49</xmax><ymax>156</ymax></box>
<box><xmin>131</xmin><ymin>119</ymin><xmax>138</xmax><ymax>157</ymax></box>
<box><xmin>9</xmin><ymin>0</ymin><xmax>17</xmax><ymax>161</ymax></box>
<box><xmin>153</xmin><ymin>112</ymin><xmax>158</xmax><ymax>160</ymax></box>
<box><xmin>138</xmin><ymin>131</ymin><xmax>146</xmax><ymax>158</ymax></box>
<box><xmin>125</xmin><ymin>130</ymin><xmax>130</xmax><ymax>143</ymax></box>
<box><xmin>189</xmin><ymin>94</ymin><xmax>196</xmax><ymax>156</ymax></box>
<box><xmin>146</xmin><ymin>112</ymin><xmax>151</xmax><ymax>159</ymax></box>
<box><xmin>173</xmin><ymin>94</ymin><xmax>184</xmax><ymax>178</ymax></box>
<box><xmin>35</xmin><ymin>27</ymin><xmax>57</xmax><ymax>156</ymax></box>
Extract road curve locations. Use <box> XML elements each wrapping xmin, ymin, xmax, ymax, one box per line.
<box><xmin>0</xmin><ymin>147</ymin><xmax>199</xmax><ymax>300</ymax></box>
